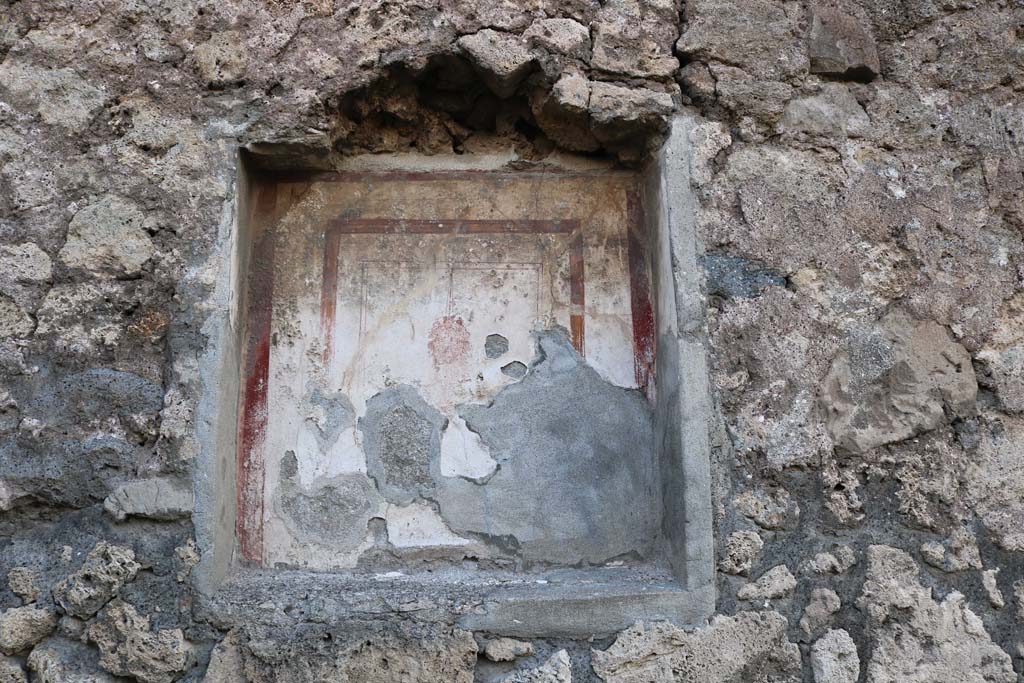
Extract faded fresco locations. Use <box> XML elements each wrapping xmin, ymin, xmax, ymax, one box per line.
<box><xmin>239</xmin><ymin>172</ymin><xmax>659</xmax><ymax>570</ymax></box>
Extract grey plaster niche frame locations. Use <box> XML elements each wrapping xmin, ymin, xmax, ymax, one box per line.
<box><xmin>191</xmin><ymin>115</ymin><xmax>715</xmax><ymax>637</ymax></box>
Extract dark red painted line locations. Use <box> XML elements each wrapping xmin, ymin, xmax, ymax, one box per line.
<box><xmin>569</xmin><ymin>231</ymin><xmax>586</xmax><ymax>356</ymax></box>
<box><xmin>320</xmin><ymin>229</ymin><xmax>341</xmax><ymax>364</ymax></box>
<box><xmin>236</xmin><ymin>183</ymin><xmax>277</xmax><ymax>566</ymax></box>
<box><xmin>328</xmin><ymin>218</ymin><xmax>578</xmax><ymax>235</ymax></box>
<box><xmin>626</xmin><ymin>187</ymin><xmax>656</xmax><ymax>400</ymax></box>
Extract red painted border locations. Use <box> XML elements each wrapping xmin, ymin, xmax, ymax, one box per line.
<box><xmin>319</xmin><ymin>219</ymin><xmax>586</xmax><ymax>362</ymax></box>
<box><xmin>238</xmin><ymin>173</ymin><xmax>656</xmax><ymax>567</ymax></box>
<box><xmin>626</xmin><ymin>188</ymin><xmax>656</xmax><ymax>400</ymax></box>
<box><xmin>236</xmin><ymin>183</ymin><xmax>277</xmax><ymax>566</ymax></box>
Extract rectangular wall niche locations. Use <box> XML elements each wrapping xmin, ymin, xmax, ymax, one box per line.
<box><xmin>212</xmin><ymin>128</ymin><xmax>715</xmax><ymax>636</ymax></box>
<box><xmin>238</xmin><ymin>170</ymin><xmax>658</xmax><ymax>571</ymax></box>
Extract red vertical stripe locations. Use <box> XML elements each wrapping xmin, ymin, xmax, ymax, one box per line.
<box><xmin>569</xmin><ymin>231</ymin><xmax>586</xmax><ymax>355</ymax></box>
<box><xmin>626</xmin><ymin>187</ymin><xmax>656</xmax><ymax>400</ymax></box>
<box><xmin>236</xmin><ymin>182</ymin><xmax>277</xmax><ymax>566</ymax></box>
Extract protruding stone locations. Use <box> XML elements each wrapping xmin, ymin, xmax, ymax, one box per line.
<box><xmin>0</xmin><ymin>61</ymin><xmax>106</xmax><ymax>130</ymax></box>
<box><xmin>738</xmin><ymin>565</ymin><xmax>797</xmax><ymax>601</ymax></box>
<box><xmin>800</xmin><ymin>547</ymin><xmax>857</xmax><ymax>576</ymax></box>
<box><xmin>28</xmin><ymin>637</ymin><xmax>121</xmax><ymax>683</ymax></box>
<box><xmin>457</xmin><ymin>29</ymin><xmax>534</xmax><ymax>98</ymax></box>
<box><xmin>523</xmin><ymin>19</ymin><xmax>590</xmax><ymax>59</ymax></box>
<box><xmin>982</xmin><ymin>569</ymin><xmax>1005</xmax><ymax>609</ymax></box>
<box><xmin>531</xmin><ymin>73</ymin><xmax>599</xmax><ymax>152</ymax></box>
<box><xmin>811</xmin><ymin>629</ymin><xmax>860</xmax><ymax>683</ymax></box>
<box><xmin>677</xmin><ymin>0</ymin><xmax>808</xmax><ymax>81</ymax></box>
<box><xmin>588</xmin><ymin>82</ymin><xmax>673</xmax><ymax>145</ymax></box>
<box><xmin>483</xmin><ymin>637</ymin><xmax>534</xmax><ymax>662</ymax></box>
<box><xmin>53</xmin><ymin>542</ymin><xmax>142</xmax><ymax>618</ymax></box>
<box><xmin>204</xmin><ymin>630</ymin><xmax>244</xmax><ymax>683</ymax></box>
<box><xmin>807</xmin><ymin>1</ymin><xmax>880</xmax><ymax>81</ymax></box>
<box><xmin>0</xmin><ymin>655</ymin><xmax>26</xmax><ymax>683</ymax></box>
<box><xmin>591</xmin><ymin>22</ymin><xmax>678</xmax><ymax>79</ymax></box>
<box><xmin>103</xmin><ymin>477</ymin><xmax>194</xmax><ymax>522</ymax></box>
<box><xmin>821</xmin><ymin>311</ymin><xmax>978</xmax><ymax>454</ymax></box>
<box><xmin>592</xmin><ymin>613</ymin><xmax>801</xmax><ymax>682</ymax></box>
<box><xmin>6</xmin><ymin>568</ymin><xmax>40</xmax><ymax>604</ymax></box>
<box><xmin>194</xmin><ymin>31</ymin><xmax>248</xmax><ymax>88</ymax></box>
<box><xmin>858</xmin><ymin>545</ymin><xmax>1015</xmax><ymax>683</ymax></box>
<box><xmin>710</xmin><ymin>65</ymin><xmax>794</xmax><ymax>124</ymax></box>
<box><xmin>0</xmin><ymin>297</ymin><xmax>33</xmax><ymax>339</ymax></box>
<box><xmin>0</xmin><ymin>244</ymin><xmax>52</xmax><ymax>284</ymax></box>
<box><xmin>801</xmin><ymin>588</ymin><xmax>841</xmax><ymax>636</ymax></box>
<box><xmin>777</xmin><ymin>83</ymin><xmax>870</xmax><ymax>138</ymax></box>
<box><xmin>88</xmin><ymin>600</ymin><xmax>192</xmax><ymax>683</ymax></box>
<box><xmin>0</xmin><ymin>606</ymin><xmax>58</xmax><ymax>655</ymax></box>
<box><xmin>720</xmin><ymin>530</ymin><xmax>764</xmax><ymax>576</ymax></box>
<box><xmin>59</xmin><ymin>196</ymin><xmax>155</xmax><ymax>278</ymax></box>
<box><xmin>496</xmin><ymin>649</ymin><xmax>571</xmax><ymax>683</ymax></box>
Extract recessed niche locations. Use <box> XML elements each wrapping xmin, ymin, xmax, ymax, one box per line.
<box><xmin>195</xmin><ymin>117</ymin><xmax>715</xmax><ymax>637</ymax></box>
<box><xmin>238</xmin><ymin>169</ymin><xmax>657</xmax><ymax>570</ymax></box>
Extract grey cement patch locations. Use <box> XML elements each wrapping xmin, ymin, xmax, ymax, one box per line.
<box><xmin>501</xmin><ymin>361</ymin><xmax>527</xmax><ymax>379</ymax></box>
<box><xmin>276</xmin><ymin>459</ymin><xmax>381</xmax><ymax>550</ymax></box>
<box><xmin>360</xmin><ymin>384</ymin><xmax>446</xmax><ymax>505</ymax></box>
<box><xmin>485</xmin><ymin>334</ymin><xmax>510</xmax><ymax>359</ymax></box>
<box><xmin>436</xmin><ymin>328</ymin><xmax>660</xmax><ymax>566</ymax></box>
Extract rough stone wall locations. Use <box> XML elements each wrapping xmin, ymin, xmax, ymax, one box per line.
<box><xmin>0</xmin><ymin>0</ymin><xmax>1022</xmax><ymax>682</ymax></box>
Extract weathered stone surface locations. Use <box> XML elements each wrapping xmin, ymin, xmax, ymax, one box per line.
<box><xmin>219</xmin><ymin>626</ymin><xmax>478</xmax><ymax>682</ymax></box>
<box><xmin>800</xmin><ymin>588</ymin><xmax>841</xmax><ymax>636</ymax></box>
<box><xmin>821</xmin><ymin>311</ymin><xmax>977</xmax><ymax>454</ymax></box>
<box><xmin>678</xmin><ymin>0</ymin><xmax>809</xmax><ymax>80</ymax></box>
<box><xmin>588</xmin><ymin>82</ymin><xmax>674</xmax><ymax>144</ymax></box>
<box><xmin>811</xmin><ymin>629</ymin><xmax>860</xmax><ymax>683</ymax></box>
<box><xmin>857</xmin><ymin>545</ymin><xmax>1015</xmax><ymax>683</ymax></box>
<box><xmin>919</xmin><ymin>527</ymin><xmax>981</xmax><ymax>573</ymax></box>
<box><xmin>88</xmin><ymin>600</ymin><xmax>192</xmax><ymax>683</ymax></box>
<box><xmin>0</xmin><ymin>606</ymin><xmax>58</xmax><ymax>655</ymax></box>
<box><xmin>497</xmin><ymin>650</ymin><xmax>571</xmax><ymax>683</ymax></box>
<box><xmin>6</xmin><ymin>568</ymin><xmax>40</xmax><ymax>605</ymax></box>
<box><xmin>0</xmin><ymin>297</ymin><xmax>33</xmax><ymax>339</ymax></box>
<box><xmin>484</xmin><ymin>637</ymin><xmax>534</xmax><ymax>662</ymax></box>
<box><xmin>28</xmin><ymin>637</ymin><xmax>120</xmax><ymax>683</ymax></box>
<box><xmin>737</xmin><ymin>565</ymin><xmax>797</xmax><ymax>601</ymax></box>
<box><xmin>58</xmin><ymin>196</ymin><xmax>155</xmax><ymax>278</ymax></box>
<box><xmin>103</xmin><ymin>477</ymin><xmax>194</xmax><ymax>522</ymax></box>
<box><xmin>457</xmin><ymin>29</ymin><xmax>535</xmax><ymax>98</ymax></box>
<box><xmin>777</xmin><ymin>83</ymin><xmax>870</xmax><ymax>138</ymax></box>
<box><xmin>720</xmin><ymin>530</ymin><xmax>764</xmax><ymax>576</ymax></box>
<box><xmin>0</xmin><ymin>656</ymin><xmax>26</xmax><ymax>683</ymax></box>
<box><xmin>711</xmin><ymin>66</ymin><xmax>794</xmax><ymax>123</ymax></box>
<box><xmin>53</xmin><ymin>542</ymin><xmax>141</xmax><ymax>619</ymax></box>
<box><xmin>0</xmin><ymin>61</ymin><xmax>106</xmax><ymax>129</ymax></box>
<box><xmin>982</xmin><ymin>569</ymin><xmax>1005</xmax><ymax>609</ymax></box>
<box><xmin>523</xmin><ymin>19</ymin><xmax>590</xmax><ymax>58</ymax></box>
<box><xmin>732</xmin><ymin>488</ymin><xmax>797</xmax><ymax>530</ymax></box>
<box><xmin>531</xmin><ymin>72</ymin><xmax>599</xmax><ymax>152</ymax></box>
<box><xmin>194</xmin><ymin>31</ymin><xmax>249</xmax><ymax>88</ymax></box>
<box><xmin>0</xmin><ymin>244</ymin><xmax>52</xmax><ymax>285</ymax></box>
<box><xmin>592</xmin><ymin>614</ymin><xmax>801</xmax><ymax>682</ymax></box>
<box><xmin>807</xmin><ymin>1</ymin><xmax>880</xmax><ymax>80</ymax></box>
<box><xmin>591</xmin><ymin>21</ymin><xmax>677</xmax><ymax>79</ymax></box>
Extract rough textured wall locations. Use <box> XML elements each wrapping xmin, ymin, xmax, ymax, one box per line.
<box><xmin>0</xmin><ymin>0</ymin><xmax>1022</xmax><ymax>682</ymax></box>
